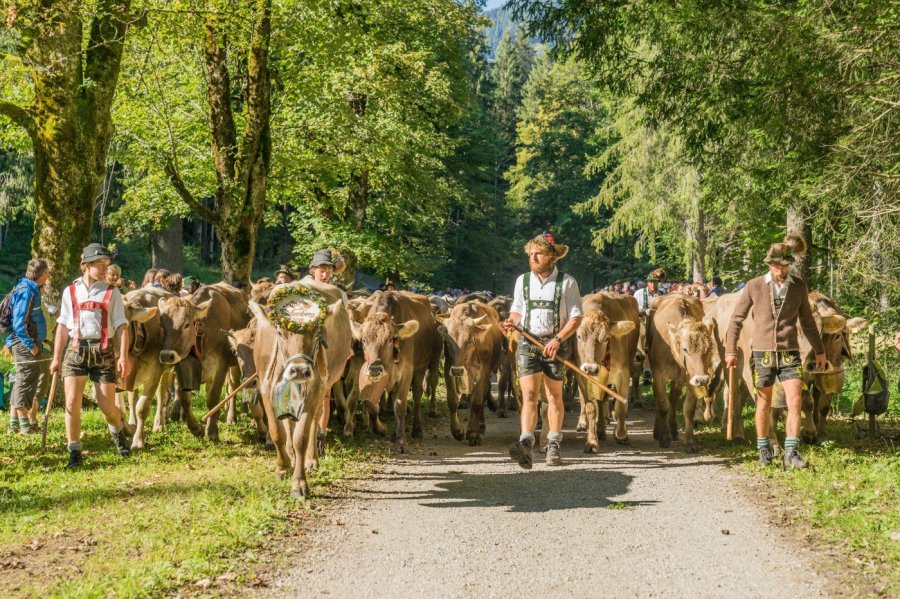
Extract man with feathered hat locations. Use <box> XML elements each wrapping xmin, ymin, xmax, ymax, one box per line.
<box><xmin>501</xmin><ymin>232</ymin><xmax>583</xmax><ymax>468</ymax></box>
<box><xmin>725</xmin><ymin>234</ymin><xmax>826</xmax><ymax>470</ymax></box>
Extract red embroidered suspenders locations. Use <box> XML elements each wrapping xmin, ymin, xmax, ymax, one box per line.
<box><xmin>69</xmin><ymin>284</ymin><xmax>114</xmax><ymax>349</ymax></box>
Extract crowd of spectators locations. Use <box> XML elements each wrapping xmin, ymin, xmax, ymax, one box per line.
<box><xmin>593</xmin><ymin>275</ymin><xmax>728</xmax><ymax>300</ymax></box>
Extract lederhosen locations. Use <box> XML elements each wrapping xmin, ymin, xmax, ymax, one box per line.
<box><xmin>751</xmin><ymin>281</ymin><xmax>803</xmax><ymax>389</ymax></box>
<box><xmin>516</xmin><ymin>271</ymin><xmax>569</xmax><ymax>380</ymax></box>
<box><xmin>62</xmin><ymin>284</ymin><xmax>118</xmax><ymax>383</ymax></box>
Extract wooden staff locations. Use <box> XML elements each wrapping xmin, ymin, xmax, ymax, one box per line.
<box><xmin>201</xmin><ymin>373</ymin><xmax>258</xmax><ymax>422</ymax></box>
<box><xmin>40</xmin><ymin>372</ymin><xmax>60</xmax><ymax>453</ymax></box>
<box><xmin>517</xmin><ymin>328</ymin><xmax>627</xmax><ymax>404</ymax></box>
<box><xmin>726</xmin><ymin>365</ymin><xmax>735</xmax><ymax>441</ymax></box>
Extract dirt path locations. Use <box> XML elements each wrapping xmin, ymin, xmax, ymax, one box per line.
<box><xmin>263</xmin><ymin>406</ymin><xmax>829</xmax><ymax>598</ymax></box>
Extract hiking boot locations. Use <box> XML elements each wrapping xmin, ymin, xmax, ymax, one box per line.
<box><xmin>66</xmin><ymin>450</ymin><xmax>83</xmax><ymax>469</ymax></box>
<box><xmin>19</xmin><ymin>422</ymin><xmax>38</xmax><ymax>435</ymax></box>
<box><xmin>545</xmin><ymin>440</ymin><xmax>563</xmax><ymax>466</ymax></box>
<box><xmin>508</xmin><ymin>437</ymin><xmax>534</xmax><ymax>470</ymax></box>
<box><xmin>783</xmin><ymin>447</ymin><xmax>809</xmax><ymax>470</ymax></box>
<box><xmin>7</xmin><ymin>423</ymin><xmax>19</xmax><ymax>435</ymax></box>
<box><xmin>757</xmin><ymin>446</ymin><xmax>773</xmax><ymax>467</ymax></box>
<box><xmin>110</xmin><ymin>429</ymin><xmax>131</xmax><ymax>457</ymax></box>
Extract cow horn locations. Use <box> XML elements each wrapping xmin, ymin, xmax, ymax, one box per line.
<box><xmin>471</xmin><ymin>315</ymin><xmax>487</xmax><ymax>325</ymax></box>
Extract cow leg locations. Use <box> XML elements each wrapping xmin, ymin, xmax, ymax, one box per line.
<box><xmin>805</xmin><ymin>386</ymin><xmax>821</xmax><ymax>444</ymax></box>
<box><xmin>393</xmin><ymin>383</ymin><xmax>411</xmax><ymax>453</ymax></box>
<box><xmin>344</xmin><ymin>378</ymin><xmax>360</xmax><ymax>437</ymax></box>
<box><xmin>132</xmin><ymin>392</ymin><xmax>154</xmax><ymax>450</ymax></box>
<box><xmin>331</xmin><ymin>380</ymin><xmax>347</xmax><ymax>427</ymax></box>
<box><xmin>247</xmin><ymin>394</ymin><xmax>269</xmax><ymax>444</ymax></box>
<box><xmin>653</xmin><ymin>378</ymin><xmax>672</xmax><ymax>448</ymax></box>
<box><xmin>127</xmin><ymin>390</ymin><xmax>138</xmax><ymax>427</ymax></box>
<box><xmin>682</xmin><ymin>392</ymin><xmax>699</xmax><ymax>452</ymax></box>
<box><xmin>444</xmin><ymin>371</ymin><xmax>464</xmax><ymax>441</ymax></box>
<box><xmin>411</xmin><ymin>370</ymin><xmax>426</xmax><ymax>440</ymax></box>
<box><xmin>290</xmin><ymin>411</ymin><xmax>312</xmax><ymax>499</ymax></box>
<box><xmin>204</xmin><ymin>372</ymin><xmax>228</xmax><ymax>442</ymax></box>
<box><xmin>612</xmin><ymin>372</ymin><xmax>630</xmax><ymax>445</ymax></box>
<box><xmin>177</xmin><ymin>390</ymin><xmax>204</xmax><ymax>438</ymax></box>
<box><xmin>466</xmin><ymin>377</ymin><xmax>487</xmax><ymax>446</ymax></box>
<box><xmin>154</xmin><ymin>372</ymin><xmax>173</xmax><ymax>433</ymax></box>
<box><xmin>583</xmin><ymin>380</ymin><xmax>600</xmax><ymax>454</ymax></box>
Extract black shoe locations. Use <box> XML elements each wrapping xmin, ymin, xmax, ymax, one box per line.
<box><xmin>783</xmin><ymin>447</ymin><xmax>808</xmax><ymax>470</ymax></box>
<box><xmin>111</xmin><ymin>429</ymin><xmax>131</xmax><ymax>457</ymax></box>
<box><xmin>545</xmin><ymin>440</ymin><xmax>563</xmax><ymax>466</ymax></box>
<box><xmin>66</xmin><ymin>450</ymin><xmax>83</xmax><ymax>469</ymax></box>
<box><xmin>757</xmin><ymin>446</ymin><xmax>773</xmax><ymax>467</ymax></box>
<box><xmin>508</xmin><ymin>437</ymin><xmax>534</xmax><ymax>470</ymax></box>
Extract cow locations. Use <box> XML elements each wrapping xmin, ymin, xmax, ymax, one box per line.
<box><xmin>648</xmin><ymin>293</ymin><xmax>718</xmax><ymax>451</ymax></box>
<box><xmin>225</xmin><ymin>318</ymin><xmax>273</xmax><ymax>447</ymax></box>
<box><xmin>437</xmin><ymin>301</ymin><xmax>503</xmax><ymax>446</ymax></box>
<box><xmin>769</xmin><ymin>293</ymin><xmax>866</xmax><ymax>448</ymax></box>
<box><xmin>574</xmin><ymin>292</ymin><xmax>639</xmax><ymax>453</ymax></box>
<box><xmin>156</xmin><ymin>283</ymin><xmax>250</xmax><ymax>441</ymax></box>
<box><xmin>121</xmin><ymin>287</ymin><xmax>173</xmax><ymax>450</ymax></box>
<box><xmin>402</xmin><ymin>291</ymin><xmax>444</xmax><ymax>420</ymax></box>
<box><xmin>354</xmin><ymin>291</ymin><xmax>439</xmax><ymax>453</ymax></box>
<box><xmin>249</xmin><ymin>280</ymin><xmax>352</xmax><ymax>498</ymax></box>
<box><xmin>332</xmin><ymin>297</ymin><xmax>371</xmax><ymax>437</ymax></box>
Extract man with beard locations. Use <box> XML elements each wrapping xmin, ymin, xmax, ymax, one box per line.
<box><xmin>501</xmin><ymin>232</ymin><xmax>582</xmax><ymax>468</ymax></box>
<box><xmin>725</xmin><ymin>234</ymin><xmax>826</xmax><ymax>470</ymax></box>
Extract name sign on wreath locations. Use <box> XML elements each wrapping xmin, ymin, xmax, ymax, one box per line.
<box><xmin>265</xmin><ymin>285</ymin><xmax>328</xmax><ymax>334</ymax></box>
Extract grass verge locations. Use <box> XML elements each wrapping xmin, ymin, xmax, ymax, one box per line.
<box><xmin>0</xmin><ymin>394</ymin><xmax>378</xmax><ymax>599</ymax></box>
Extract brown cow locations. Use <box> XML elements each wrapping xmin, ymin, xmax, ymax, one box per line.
<box><xmin>250</xmin><ymin>280</ymin><xmax>352</xmax><ymax>498</ymax></box>
<box><xmin>121</xmin><ymin>287</ymin><xmax>172</xmax><ymax>450</ymax></box>
<box><xmin>437</xmin><ymin>301</ymin><xmax>503</xmax><ymax>446</ymax></box>
<box><xmin>225</xmin><ymin>318</ymin><xmax>273</xmax><ymax>447</ymax></box>
<box><xmin>648</xmin><ymin>293</ymin><xmax>717</xmax><ymax>451</ymax></box>
<box><xmin>157</xmin><ymin>283</ymin><xmax>250</xmax><ymax>441</ymax></box>
<box><xmin>575</xmin><ymin>292</ymin><xmax>639</xmax><ymax>452</ymax></box>
<box><xmin>488</xmin><ymin>295</ymin><xmax>517</xmax><ymax>417</ymax></box>
<box><xmin>332</xmin><ymin>296</ymin><xmax>371</xmax><ymax>437</ymax></box>
<box><xmin>402</xmin><ymin>291</ymin><xmax>444</xmax><ymax>420</ymax></box>
<box><xmin>355</xmin><ymin>291</ymin><xmax>438</xmax><ymax>453</ymax></box>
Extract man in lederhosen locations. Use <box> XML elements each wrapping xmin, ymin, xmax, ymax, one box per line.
<box><xmin>725</xmin><ymin>235</ymin><xmax>826</xmax><ymax>470</ymax></box>
<box><xmin>502</xmin><ymin>232</ymin><xmax>582</xmax><ymax>468</ymax></box>
<box><xmin>49</xmin><ymin>243</ymin><xmax>132</xmax><ymax>468</ymax></box>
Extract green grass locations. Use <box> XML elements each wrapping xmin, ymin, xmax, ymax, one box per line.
<box><xmin>693</xmin><ymin>393</ymin><xmax>900</xmax><ymax>596</ymax></box>
<box><xmin>0</xmin><ymin>393</ymin><xmax>378</xmax><ymax>598</ymax></box>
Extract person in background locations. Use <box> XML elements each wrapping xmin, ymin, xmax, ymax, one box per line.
<box><xmin>165</xmin><ymin>273</ymin><xmax>184</xmax><ymax>296</ymax></box>
<box><xmin>152</xmin><ymin>269</ymin><xmax>170</xmax><ymax>290</ymax></box>
<box><xmin>181</xmin><ymin>276</ymin><xmax>196</xmax><ymax>297</ymax></box>
<box><xmin>141</xmin><ymin>269</ymin><xmax>158</xmax><ymax>289</ymax></box>
<box><xmin>633</xmin><ymin>268</ymin><xmax>666</xmax><ymax>386</ymax></box>
<box><xmin>706</xmin><ymin>276</ymin><xmax>726</xmax><ymax>297</ymax></box>
<box><xmin>274</xmin><ymin>265</ymin><xmax>295</xmax><ymax>285</ymax></box>
<box><xmin>6</xmin><ymin>259</ymin><xmax>51</xmax><ymax>434</ymax></box>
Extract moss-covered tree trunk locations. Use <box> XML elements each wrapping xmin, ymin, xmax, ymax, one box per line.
<box><xmin>0</xmin><ymin>1</ymin><xmax>130</xmax><ymax>300</ymax></box>
<box><xmin>164</xmin><ymin>0</ymin><xmax>271</xmax><ymax>287</ymax></box>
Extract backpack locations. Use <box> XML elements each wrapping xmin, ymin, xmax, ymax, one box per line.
<box><xmin>0</xmin><ymin>286</ymin><xmax>26</xmax><ymax>334</ymax></box>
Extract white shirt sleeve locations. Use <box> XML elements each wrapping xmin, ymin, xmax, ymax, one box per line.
<box><xmin>510</xmin><ymin>275</ymin><xmax>525</xmax><ymax>316</ymax></box>
<box><xmin>57</xmin><ymin>285</ymin><xmax>74</xmax><ymax>330</ymax></box>
<box><xmin>564</xmin><ymin>276</ymin><xmax>583</xmax><ymax>319</ymax></box>
<box><xmin>108</xmin><ymin>288</ymin><xmax>128</xmax><ymax>331</ymax></box>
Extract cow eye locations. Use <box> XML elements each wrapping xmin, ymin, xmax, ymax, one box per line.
<box><xmin>183</xmin><ymin>324</ymin><xmax>191</xmax><ymax>330</ymax></box>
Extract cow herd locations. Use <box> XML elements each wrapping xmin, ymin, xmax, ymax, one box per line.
<box><xmin>113</xmin><ymin>280</ymin><xmax>866</xmax><ymax>499</ymax></box>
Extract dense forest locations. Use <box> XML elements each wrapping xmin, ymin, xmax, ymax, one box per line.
<box><xmin>0</xmin><ymin>0</ymin><xmax>897</xmax><ymax>331</ymax></box>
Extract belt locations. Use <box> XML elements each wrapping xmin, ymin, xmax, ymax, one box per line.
<box><xmin>77</xmin><ymin>338</ymin><xmax>104</xmax><ymax>346</ymax></box>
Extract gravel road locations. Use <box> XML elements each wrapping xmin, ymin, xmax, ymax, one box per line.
<box><xmin>265</xmin><ymin>405</ymin><xmax>829</xmax><ymax>598</ymax></box>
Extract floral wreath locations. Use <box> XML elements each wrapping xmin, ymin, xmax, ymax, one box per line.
<box><xmin>265</xmin><ymin>285</ymin><xmax>328</xmax><ymax>334</ymax></box>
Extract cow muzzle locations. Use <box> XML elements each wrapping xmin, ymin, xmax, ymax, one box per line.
<box><xmin>450</xmin><ymin>366</ymin><xmax>465</xmax><ymax>378</ymax></box>
<box><xmin>367</xmin><ymin>361</ymin><xmax>385</xmax><ymax>381</ymax></box>
<box><xmin>689</xmin><ymin>375</ymin><xmax>710</xmax><ymax>387</ymax></box>
<box><xmin>159</xmin><ymin>350</ymin><xmax>181</xmax><ymax>365</ymax></box>
<box><xmin>580</xmin><ymin>363</ymin><xmax>599</xmax><ymax>376</ymax></box>
<box><xmin>284</xmin><ymin>362</ymin><xmax>313</xmax><ymax>383</ymax></box>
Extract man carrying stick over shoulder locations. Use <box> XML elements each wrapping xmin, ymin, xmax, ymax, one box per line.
<box><xmin>501</xmin><ymin>232</ymin><xmax>582</xmax><ymax>468</ymax></box>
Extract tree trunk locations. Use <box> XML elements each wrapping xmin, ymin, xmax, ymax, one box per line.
<box><xmin>152</xmin><ymin>218</ymin><xmax>183</xmax><ymax>273</ymax></box>
<box><xmin>1</xmin><ymin>1</ymin><xmax>131</xmax><ymax>302</ymax></box>
<box><xmin>786</xmin><ymin>206</ymin><xmax>812</xmax><ymax>282</ymax></box>
<box><xmin>691</xmin><ymin>208</ymin><xmax>707</xmax><ymax>283</ymax></box>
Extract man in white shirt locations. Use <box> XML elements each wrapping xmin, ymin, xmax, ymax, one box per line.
<box><xmin>50</xmin><ymin>243</ymin><xmax>131</xmax><ymax>468</ymax></box>
<box><xmin>501</xmin><ymin>232</ymin><xmax>582</xmax><ymax>468</ymax></box>
<box><xmin>632</xmin><ymin>268</ymin><xmax>665</xmax><ymax>385</ymax></box>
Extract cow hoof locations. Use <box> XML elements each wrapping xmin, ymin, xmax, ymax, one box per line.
<box><xmin>467</xmin><ymin>435</ymin><xmax>481</xmax><ymax>447</ymax></box>
<box><xmin>803</xmin><ymin>433</ymin><xmax>819</xmax><ymax>445</ymax></box>
<box><xmin>479</xmin><ymin>423</ymin><xmax>486</xmax><ymax>434</ymax></box>
<box><xmin>498</xmin><ymin>411</ymin><xmax>507</xmax><ymax>419</ymax></box>
<box><xmin>276</xmin><ymin>469</ymin><xmax>288</xmax><ymax>480</ymax></box>
<box><xmin>576</xmin><ymin>424</ymin><xmax>587</xmax><ymax>433</ymax></box>
<box><xmin>685</xmin><ymin>444</ymin><xmax>699</xmax><ymax>453</ymax></box>
<box><xmin>412</xmin><ymin>426</ymin><xmax>423</xmax><ymax>439</ymax></box>
<box><xmin>306</xmin><ymin>459</ymin><xmax>318</xmax><ymax>472</ymax></box>
<box><xmin>265</xmin><ymin>440</ymin><xmax>275</xmax><ymax>451</ymax></box>
<box><xmin>428</xmin><ymin>411</ymin><xmax>439</xmax><ymax>418</ymax></box>
<box><xmin>584</xmin><ymin>444</ymin><xmax>598</xmax><ymax>454</ymax></box>
<box><xmin>395</xmin><ymin>444</ymin><xmax>407</xmax><ymax>454</ymax></box>
<box><xmin>659</xmin><ymin>438</ymin><xmax>671</xmax><ymax>449</ymax></box>
<box><xmin>598</xmin><ymin>429</ymin><xmax>607</xmax><ymax>441</ymax></box>
<box><xmin>291</xmin><ymin>483</ymin><xmax>309</xmax><ymax>499</ymax></box>
<box><xmin>616</xmin><ymin>436</ymin><xmax>630</xmax><ymax>446</ymax></box>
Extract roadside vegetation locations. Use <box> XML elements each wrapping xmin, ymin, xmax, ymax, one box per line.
<box><xmin>0</xmin><ymin>391</ymin><xmax>379</xmax><ymax>598</ymax></box>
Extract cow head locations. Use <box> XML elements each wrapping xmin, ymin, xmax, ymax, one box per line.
<box><xmin>355</xmin><ymin>310</ymin><xmax>419</xmax><ymax>383</ymax></box>
<box><xmin>805</xmin><ymin>295</ymin><xmax>868</xmax><ymax>394</ymax></box>
<box><xmin>226</xmin><ymin>324</ymin><xmax>257</xmax><ymax>387</ymax></box>
<box><xmin>577</xmin><ymin>310</ymin><xmax>636</xmax><ymax>376</ymax></box>
<box><xmin>157</xmin><ymin>296</ymin><xmax>212</xmax><ymax>365</ymax></box>
<box><xmin>667</xmin><ymin>315</ymin><xmax>717</xmax><ymax>421</ymax></box>
<box><xmin>437</xmin><ymin>303</ymin><xmax>493</xmax><ymax>396</ymax></box>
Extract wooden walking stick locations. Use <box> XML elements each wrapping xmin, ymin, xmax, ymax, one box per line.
<box><xmin>201</xmin><ymin>373</ymin><xmax>258</xmax><ymax>422</ymax></box>
<box><xmin>726</xmin><ymin>365</ymin><xmax>735</xmax><ymax>441</ymax></box>
<box><xmin>40</xmin><ymin>371</ymin><xmax>60</xmax><ymax>453</ymax></box>
<box><xmin>516</xmin><ymin>328</ymin><xmax>627</xmax><ymax>404</ymax></box>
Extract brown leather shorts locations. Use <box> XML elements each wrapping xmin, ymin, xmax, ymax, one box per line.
<box><xmin>62</xmin><ymin>341</ymin><xmax>117</xmax><ymax>383</ymax></box>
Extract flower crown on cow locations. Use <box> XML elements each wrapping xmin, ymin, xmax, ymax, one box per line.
<box><xmin>265</xmin><ymin>285</ymin><xmax>328</xmax><ymax>334</ymax></box>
